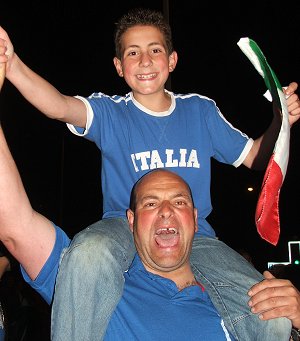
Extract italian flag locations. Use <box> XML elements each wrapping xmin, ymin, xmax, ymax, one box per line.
<box><xmin>237</xmin><ymin>38</ymin><xmax>290</xmax><ymax>246</ymax></box>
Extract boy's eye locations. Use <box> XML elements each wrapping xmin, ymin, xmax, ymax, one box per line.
<box><xmin>175</xmin><ymin>201</ymin><xmax>186</xmax><ymax>206</ymax></box>
<box><xmin>152</xmin><ymin>48</ymin><xmax>161</xmax><ymax>53</ymax></box>
<box><xmin>128</xmin><ymin>51</ymin><xmax>137</xmax><ymax>56</ymax></box>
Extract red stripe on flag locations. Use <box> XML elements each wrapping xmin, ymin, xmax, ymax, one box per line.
<box><xmin>255</xmin><ymin>154</ymin><xmax>283</xmax><ymax>246</ymax></box>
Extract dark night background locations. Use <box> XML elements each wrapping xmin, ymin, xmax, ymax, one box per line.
<box><xmin>0</xmin><ymin>3</ymin><xmax>299</xmax><ymax>336</ymax></box>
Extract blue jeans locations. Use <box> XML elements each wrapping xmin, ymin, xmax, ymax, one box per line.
<box><xmin>190</xmin><ymin>236</ymin><xmax>291</xmax><ymax>340</ymax></box>
<box><xmin>51</xmin><ymin>218</ymin><xmax>135</xmax><ymax>341</ymax></box>
<box><xmin>51</xmin><ymin>218</ymin><xmax>291</xmax><ymax>340</ymax></box>
<box><xmin>0</xmin><ymin>328</ymin><xmax>4</xmax><ymax>341</ymax></box>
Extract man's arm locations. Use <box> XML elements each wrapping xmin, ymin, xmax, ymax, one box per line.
<box><xmin>243</xmin><ymin>82</ymin><xmax>300</xmax><ymax>169</ymax></box>
<box><xmin>0</xmin><ymin>124</ymin><xmax>56</xmax><ymax>280</ymax></box>
<box><xmin>0</xmin><ymin>26</ymin><xmax>87</xmax><ymax>128</ymax></box>
<box><xmin>0</xmin><ymin>62</ymin><xmax>55</xmax><ymax>279</ymax></box>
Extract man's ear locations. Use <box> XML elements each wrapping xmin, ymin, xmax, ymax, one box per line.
<box><xmin>126</xmin><ymin>209</ymin><xmax>134</xmax><ymax>232</ymax></box>
<box><xmin>194</xmin><ymin>208</ymin><xmax>198</xmax><ymax>233</ymax></box>
<box><xmin>113</xmin><ymin>57</ymin><xmax>123</xmax><ymax>77</ymax></box>
<box><xmin>168</xmin><ymin>51</ymin><xmax>178</xmax><ymax>73</ymax></box>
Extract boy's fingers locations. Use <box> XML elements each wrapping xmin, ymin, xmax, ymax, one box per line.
<box><xmin>0</xmin><ymin>63</ymin><xmax>5</xmax><ymax>90</ymax></box>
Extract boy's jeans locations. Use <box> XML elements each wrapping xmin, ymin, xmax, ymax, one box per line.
<box><xmin>190</xmin><ymin>237</ymin><xmax>291</xmax><ymax>340</ymax></box>
<box><xmin>51</xmin><ymin>218</ymin><xmax>291</xmax><ymax>341</ymax></box>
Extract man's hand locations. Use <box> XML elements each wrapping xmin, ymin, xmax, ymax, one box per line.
<box><xmin>248</xmin><ymin>270</ymin><xmax>300</xmax><ymax>328</ymax></box>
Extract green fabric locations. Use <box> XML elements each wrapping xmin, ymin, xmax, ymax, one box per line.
<box><xmin>237</xmin><ymin>37</ymin><xmax>282</xmax><ymax>110</ymax></box>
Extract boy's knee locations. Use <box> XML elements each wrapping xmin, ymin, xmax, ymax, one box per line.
<box><xmin>61</xmin><ymin>229</ymin><xmax>128</xmax><ymax>275</ymax></box>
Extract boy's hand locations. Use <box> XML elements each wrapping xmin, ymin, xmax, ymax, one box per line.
<box><xmin>285</xmin><ymin>82</ymin><xmax>300</xmax><ymax>125</ymax></box>
<box><xmin>0</xmin><ymin>61</ymin><xmax>5</xmax><ymax>90</ymax></box>
<box><xmin>0</xmin><ymin>26</ymin><xmax>14</xmax><ymax>75</ymax></box>
<box><xmin>248</xmin><ymin>270</ymin><xmax>300</xmax><ymax>328</ymax></box>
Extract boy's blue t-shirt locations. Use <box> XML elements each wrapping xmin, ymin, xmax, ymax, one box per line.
<box><xmin>68</xmin><ymin>91</ymin><xmax>252</xmax><ymax>238</ymax></box>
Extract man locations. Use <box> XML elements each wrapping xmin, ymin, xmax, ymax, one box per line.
<box><xmin>108</xmin><ymin>169</ymin><xmax>235</xmax><ymax>339</ymax></box>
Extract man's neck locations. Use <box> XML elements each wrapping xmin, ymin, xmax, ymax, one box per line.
<box><xmin>176</xmin><ymin>278</ymin><xmax>199</xmax><ymax>291</ymax></box>
<box><xmin>151</xmin><ymin>263</ymin><xmax>197</xmax><ymax>291</ymax></box>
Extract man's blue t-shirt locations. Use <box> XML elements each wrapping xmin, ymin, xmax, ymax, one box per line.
<box><xmin>22</xmin><ymin>226</ymin><xmax>234</xmax><ymax>340</ymax></box>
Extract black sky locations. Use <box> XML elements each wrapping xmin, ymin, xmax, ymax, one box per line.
<box><xmin>0</xmin><ymin>0</ymin><xmax>299</xmax><ymax>271</ymax></box>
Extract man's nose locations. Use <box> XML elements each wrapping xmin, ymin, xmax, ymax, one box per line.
<box><xmin>158</xmin><ymin>201</ymin><xmax>174</xmax><ymax>218</ymax></box>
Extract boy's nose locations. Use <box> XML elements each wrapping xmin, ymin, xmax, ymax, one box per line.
<box><xmin>139</xmin><ymin>52</ymin><xmax>153</xmax><ymax>67</ymax></box>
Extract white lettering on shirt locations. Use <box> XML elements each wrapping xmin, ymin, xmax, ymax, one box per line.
<box><xmin>131</xmin><ymin>149</ymin><xmax>200</xmax><ymax>172</ymax></box>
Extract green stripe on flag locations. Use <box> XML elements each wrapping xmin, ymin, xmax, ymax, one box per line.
<box><xmin>238</xmin><ymin>38</ymin><xmax>282</xmax><ymax>111</ymax></box>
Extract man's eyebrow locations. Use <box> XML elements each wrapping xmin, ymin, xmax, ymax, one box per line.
<box><xmin>172</xmin><ymin>193</ymin><xmax>192</xmax><ymax>200</ymax></box>
<box><xmin>139</xmin><ymin>194</ymin><xmax>159</xmax><ymax>202</ymax></box>
<box><xmin>139</xmin><ymin>192</ymin><xmax>191</xmax><ymax>202</ymax></box>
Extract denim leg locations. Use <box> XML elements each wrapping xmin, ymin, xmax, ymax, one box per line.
<box><xmin>51</xmin><ymin>217</ymin><xmax>135</xmax><ymax>341</ymax></box>
<box><xmin>0</xmin><ymin>328</ymin><xmax>4</xmax><ymax>341</ymax></box>
<box><xmin>190</xmin><ymin>237</ymin><xmax>292</xmax><ymax>341</ymax></box>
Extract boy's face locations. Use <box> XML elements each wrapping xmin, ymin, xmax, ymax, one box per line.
<box><xmin>113</xmin><ymin>25</ymin><xmax>177</xmax><ymax>99</ymax></box>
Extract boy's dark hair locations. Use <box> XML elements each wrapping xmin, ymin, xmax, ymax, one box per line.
<box><xmin>114</xmin><ymin>8</ymin><xmax>173</xmax><ymax>59</ymax></box>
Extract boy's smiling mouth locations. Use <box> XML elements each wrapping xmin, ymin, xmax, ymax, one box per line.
<box><xmin>136</xmin><ymin>73</ymin><xmax>157</xmax><ymax>80</ymax></box>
